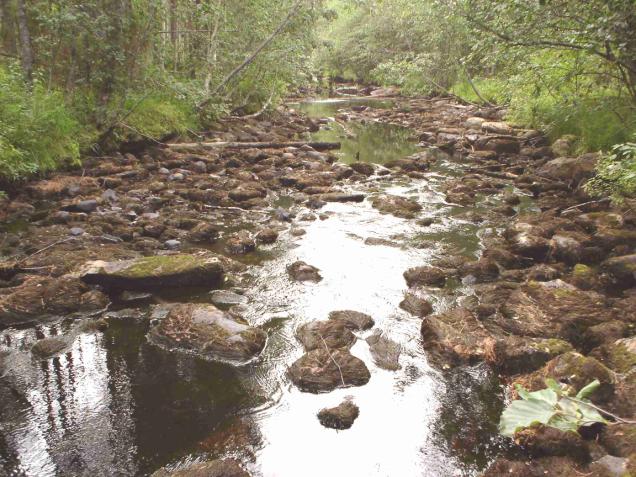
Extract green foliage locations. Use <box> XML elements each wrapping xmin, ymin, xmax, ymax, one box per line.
<box><xmin>122</xmin><ymin>93</ymin><xmax>200</xmax><ymax>140</ymax></box>
<box><xmin>499</xmin><ymin>379</ymin><xmax>607</xmax><ymax>438</ymax></box>
<box><xmin>0</xmin><ymin>65</ymin><xmax>80</xmax><ymax>180</ymax></box>
<box><xmin>587</xmin><ymin>140</ymin><xmax>636</xmax><ymax>202</ymax></box>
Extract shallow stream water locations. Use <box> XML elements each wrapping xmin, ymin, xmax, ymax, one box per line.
<box><xmin>0</xmin><ymin>99</ymin><xmax>520</xmax><ymax>476</ymax></box>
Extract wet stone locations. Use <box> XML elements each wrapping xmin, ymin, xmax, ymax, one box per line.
<box><xmin>288</xmin><ymin>348</ymin><xmax>371</xmax><ymax>393</ymax></box>
<box><xmin>399</xmin><ymin>292</ymin><xmax>433</xmax><ymax>317</ymax></box>
<box><xmin>225</xmin><ymin>230</ymin><xmax>256</xmax><ymax>255</ymax></box>
<box><xmin>296</xmin><ymin>320</ymin><xmax>357</xmax><ymax>352</ymax></box>
<box><xmin>287</xmin><ymin>260</ymin><xmax>322</xmax><ymax>282</ymax></box>
<box><xmin>366</xmin><ymin>330</ymin><xmax>401</xmax><ymax>370</ymax></box>
<box><xmin>328</xmin><ymin>310</ymin><xmax>375</xmax><ymax>331</ymax></box>
<box><xmin>147</xmin><ymin>303</ymin><xmax>266</xmax><ymax>362</ymax></box>
<box><xmin>209</xmin><ymin>290</ymin><xmax>248</xmax><ymax>308</ymax></box>
<box><xmin>403</xmin><ymin>266</ymin><xmax>447</xmax><ymax>288</ymax></box>
<box><xmin>371</xmin><ymin>195</ymin><xmax>422</xmax><ymax>219</ymax></box>
<box><xmin>317</xmin><ymin>399</ymin><xmax>360</xmax><ymax>430</ymax></box>
<box><xmin>255</xmin><ymin>228</ymin><xmax>278</xmax><ymax>244</ymax></box>
<box><xmin>319</xmin><ymin>192</ymin><xmax>366</xmax><ymax>203</ymax></box>
<box><xmin>31</xmin><ymin>337</ymin><xmax>70</xmax><ymax>358</ymax></box>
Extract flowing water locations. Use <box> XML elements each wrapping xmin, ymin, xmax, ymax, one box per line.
<box><xmin>0</xmin><ymin>99</ymin><xmax>520</xmax><ymax>477</ymax></box>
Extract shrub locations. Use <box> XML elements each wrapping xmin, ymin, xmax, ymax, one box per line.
<box><xmin>586</xmin><ymin>140</ymin><xmax>636</xmax><ymax>203</ymax></box>
<box><xmin>0</xmin><ymin>66</ymin><xmax>80</xmax><ymax>180</ymax></box>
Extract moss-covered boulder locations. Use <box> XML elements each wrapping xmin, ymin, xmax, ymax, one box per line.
<box><xmin>147</xmin><ymin>303</ymin><xmax>266</xmax><ymax>362</ymax></box>
<box><xmin>0</xmin><ymin>275</ymin><xmax>109</xmax><ymax>327</ymax></box>
<box><xmin>80</xmin><ymin>254</ymin><xmax>224</xmax><ymax>291</ymax></box>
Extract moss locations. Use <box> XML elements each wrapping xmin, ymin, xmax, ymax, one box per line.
<box><xmin>118</xmin><ymin>255</ymin><xmax>202</xmax><ymax>278</ymax></box>
<box><xmin>573</xmin><ymin>264</ymin><xmax>592</xmax><ymax>277</ymax></box>
<box><xmin>607</xmin><ymin>340</ymin><xmax>636</xmax><ymax>374</ymax></box>
<box><xmin>531</xmin><ymin>338</ymin><xmax>573</xmax><ymax>356</ymax></box>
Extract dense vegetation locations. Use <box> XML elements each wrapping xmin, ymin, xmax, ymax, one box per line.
<box><xmin>1</xmin><ymin>0</ymin><xmax>635</xmax><ymax>201</ymax></box>
<box><xmin>0</xmin><ymin>0</ymin><xmax>318</xmax><ymax>181</ymax></box>
<box><xmin>317</xmin><ymin>0</ymin><xmax>636</xmax><ymax>152</ymax></box>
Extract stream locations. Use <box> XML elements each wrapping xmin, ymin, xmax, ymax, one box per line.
<box><xmin>0</xmin><ymin>98</ymin><xmax>527</xmax><ymax>476</ymax></box>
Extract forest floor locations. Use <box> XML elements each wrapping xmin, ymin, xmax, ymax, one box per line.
<box><xmin>0</xmin><ymin>86</ymin><xmax>634</xmax><ymax>476</ymax></box>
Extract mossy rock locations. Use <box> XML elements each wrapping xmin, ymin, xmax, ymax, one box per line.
<box><xmin>80</xmin><ymin>254</ymin><xmax>224</xmax><ymax>291</ymax></box>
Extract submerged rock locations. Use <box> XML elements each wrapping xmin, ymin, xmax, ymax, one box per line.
<box><xmin>371</xmin><ymin>195</ymin><xmax>422</xmax><ymax>219</ymax></box>
<box><xmin>225</xmin><ymin>230</ymin><xmax>256</xmax><ymax>255</ymax></box>
<box><xmin>147</xmin><ymin>303</ymin><xmax>266</xmax><ymax>362</ymax></box>
<box><xmin>255</xmin><ymin>227</ymin><xmax>279</xmax><ymax>244</ymax></box>
<box><xmin>80</xmin><ymin>254</ymin><xmax>224</xmax><ymax>291</ymax></box>
<box><xmin>208</xmin><ymin>290</ymin><xmax>248</xmax><ymax>308</ymax></box>
<box><xmin>366</xmin><ymin>330</ymin><xmax>401</xmax><ymax>370</ymax></box>
<box><xmin>31</xmin><ymin>337</ymin><xmax>70</xmax><ymax>358</ymax></box>
<box><xmin>319</xmin><ymin>192</ymin><xmax>366</xmax><ymax>203</ymax></box>
<box><xmin>317</xmin><ymin>399</ymin><xmax>360</xmax><ymax>430</ymax></box>
<box><xmin>151</xmin><ymin>459</ymin><xmax>249</xmax><ymax>477</ymax></box>
<box><xmin>287</xmin><ymin>261</ymin><xmax>323</xmax><ymax>282</ymax></box>
<box><xmin>288</xmin><ymin>348</ymin><xmax>370</xmax><ymax>393</ymax></box>
<box><xmin>328</xmin><ymin>310</ymin><xmax>375</xmax><ymax>331</ymax></box>
<box><xmin>296</xmin><ymin>320</ymin><xmax>356</xmax><ymax>352</ymax></box>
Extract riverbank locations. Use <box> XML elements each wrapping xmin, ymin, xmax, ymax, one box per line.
<box><xmin>0</xmin><ymin>89</ymin><xmax>634</xmax><ymax>476</ymax></box>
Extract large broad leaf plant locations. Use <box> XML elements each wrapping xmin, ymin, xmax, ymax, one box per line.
<box><xmin>499</xmin><ymin>379</ymin><xmax>608</xmax><ymax>437</ymax></box>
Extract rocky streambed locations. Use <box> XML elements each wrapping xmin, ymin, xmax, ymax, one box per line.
<box><xmin>0</xmin><ymin>91</ymin><xmax>634</xmax><ymax>477</ymax></box>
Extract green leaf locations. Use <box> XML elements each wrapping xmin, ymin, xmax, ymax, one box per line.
<box><xmin>575</xmin><ymin>379</ymin><xmax>600</xmax><ymax>399</ymax></box>
<box><xmin>499</xmin><ymin>398</ymin><xmax>556</xmax><ymax>437</ymax></box>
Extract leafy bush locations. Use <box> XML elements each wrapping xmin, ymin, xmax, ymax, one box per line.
<box><xmin>499</xmin><ymin>379</ymin><xmax>607</xmax><ymax>437</ymax></box>
<box><xmin>0</xmin><ymin>66</ymin><xmax>80</xmax><ymax>180</ymax></box>
<box><xmin>586</xmin><ymin>141</ymin><xmax>636</xmax><ymax>202</ymax></box>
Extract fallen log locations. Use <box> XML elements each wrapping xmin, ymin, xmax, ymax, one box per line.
<box><xmin>165</xmin><ymin>141</ymin><xmax>341</xmax><ymax>152</ymax></box>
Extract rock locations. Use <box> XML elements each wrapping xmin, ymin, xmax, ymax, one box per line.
<box><xmin>349</xmin><ymin>162</ymin><xmax>374</xmax><ymax>176</ymax></box>
<box><xmin>63</xmin><ymin>199</ymin><xmax>98</xmax><ymax>213</ymax></box>
<box><xmin>317</xmin><ymin>400</ymin><xmax>359</xmax><ymax>430</ymax></box>
<box><xmin>600</xmin><ymin>423</ymin><xmax>636</xmax><ymax>458</ymax></box>
<box><xmin>403</xmin><ymin>266</ymin><xmax>446</xmax><ymax>287</ymax></box>
<box><xmin>69</xmin><ymin>227</ymin><xmax>85</xmax><ymax>236</ymax></box>
<box><xmin>327</xmin><ymin>310</ymin><xmax>374</xmax><ymax>331</ymax></box>
<box><xmin>255</xmin><ymin>227</ymin><xmax>279</xmax><ymax>244</ymax></box>
<box><xmin>288</xmin><ymin>348</ymin><xmax>370</xmax><ymax>393</ymax></box>
<box><xmin>209</xmin><ymin>290</ymin><xmax>248</xmax><ymax>308</ymax></box>
<box><xmin>319</xmin><ymin>192</ymin><xmax>365</xmax><ymax>203</ymax></box>
<box><xmin>31</xmin><ymin>337</ymin><xmax>70</xmax><ymax>358</ymax></box>
<box><xmin>80</xmin><ymin>254</ymin><xmax>224</xmax><ymax>291</ymax></box>
<box><xmin>481</xmin><ymin>121</ymin><xmax>512</xmax><ymax>134</ymax></box>
<box><xmin>364</xmin><ymin>237</ymin><xmax>399</xmax><ymax>247</ymax></box>
<box><xmin>482</xmin><ymin>456</ymin><xmax>590</xmax><ymax>477</ymax></box>
<box><xmin>475</xmin><ymin>137</ymin><xmax>520</xmax><ymax>154</ymax></box>
<box><xmin>464</xmin><ymin>117</ymin><xmax>486</xmax><ymax>129</ymax></box>
<box><xmin>589</xmin><ymin>455</ymin><xmax>630</xmax><ymax>477</ymax></box>
<box><xmin>569</xmin><ymin>263</ymin><xmax>598</xmax><ymax>290</ymax></box>
<box><xmin>520</xmin><ymin>352</ymin><xmax>615</xmax><ymax>403</ymax></box>
<box><xmin>366</xmin><ymin>330</ymin><xmax>401</xmax><ymax>370</ymax></box>
<box><xmin>371</xmin><ymin>195</ymin><xmax>422</xmax><ymax>219</ymax></box>
<box><xmin>0</xmin><ymin>275</ymin><xmax>109</xmax><ymax>326</ymax></box>
<box><xmin>514</xmin><ymin>424</ymin><xmax>589</xmax><ymax>462</ymax></box>
<box><xmin>549</xmin><ymin>234</ymin><xmax>583</xmax><ymax>265</ymax></box>
<box><xmin>189</xmin><ymin>223</ymin><xmax>219</xmax><ymax>243</ymax></box>
<box><xmin>508</xmin><ymin>232</ymin><xmax>550</xmax><ymax>261</ymax></box>
<box><xmin>551</xmin><ymin>135</ymin><xmax>577</xmax><ymax>157</ymax></box>
<box><xmin>229</xmin><ymin>185</ymin><xmax>266</xmax><ymax>202</ymax></box>
<box><xmin>164</xmin><ymin>239</ymin><xmax>181</xmax><ymax>250</ymax></box>
<box><xmin>151</xmin><ymin>458</ymin><xmax>249</xmax><ymax>477</ymax></box>
<box><xmin>399</xmin><ymin>292</ymin><xmax>433</xmax><ymax>317</ymax></box>
<box><xmin>296</xmin><ymin>320</ymin><xmax>356</xmax><ymax>352</ymax></box>
<box><xmin>583</xmin><ymin>321</ymin><xmax>629</xmax><ymax>351</ymax></box>
<box><xmin>459</xmin><ymin>258</ymin><xmax>499</xmax><ymax>282</ymax></box>
<box><xmin>527</xmin><ymin>264</ymin><xmax>560</xmax><ymax>282</ymax></box>
<box><xmin>287</xmin><ymin>261</ymin><xmax>322</xmax><ymax>282</ymax></box>
<box><xmin>601</xmin><ymin>254</ymin><xmax>636</xmax><ymax>288</ymax></box>
<box><xmin>537</xmin><ymin>153</ymin><xmax>599</xmax><ymax>186</ymax></box>
<box><xmin>147</xmin><ymin>303</ymin><xmax>266</xmax><ymax>362</ymax></box>
<box><xmin>490</xmin><ymin>336</ymin><xmax>574</xmax><ymax>375</ymax></box>
<box><xmin>226</xmin><ymin>230</ymin><xmax>256</xmax><ymax>255</ymax></box>
<box><xmin>290</xmin><ymin>228</ymin><xmax>306</xmax><ymax>237</ymax></box>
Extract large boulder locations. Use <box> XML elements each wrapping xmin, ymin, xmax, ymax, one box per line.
<box><xmin>288</xmin><ymin>348</ymin><xmax>370</xmax><ymax>392</ymax></box>
<box><xmin>80</xmin><ymin>254</ymin><xmax>224</xmax><ymax>291</ymax></box>
<box><xmin>403</xmin><ymin>266</ymin><xmax>447</xmax><ymax>287</ymax></box>
<box><xmin>399</xmin><ymin>292</ymin><xmax>433</xmax><ymax>316</ymax></box>
<box><xmin>287</xmin><ymin>261</ymin><xmax>322</xmax><ymax>282</ymax></box>
<box><xmin>0</xmin><ymin>275</ymin><xmax>109</xmax><ymax>327</ymax></box>
<box><xmin>296</xmin><ymin>320</ymin><xmax>356</xmax><ymax>352</ymax></box>
<box><xmin>147</xmin><ymin>303</ymin><xmax>266</xmax><ymax>362</ymax></box>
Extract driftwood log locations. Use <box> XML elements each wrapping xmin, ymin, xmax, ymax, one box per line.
<box><xmin>165</xmin><ymin>141</ymin><xmax>341</xmax><ymax>152</ymax></box>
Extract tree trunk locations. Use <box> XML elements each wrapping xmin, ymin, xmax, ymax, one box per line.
<box><xmin>15</xmin><ymin>0</ymin><xmax>33</xmax><ymax>83</ymax></box>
